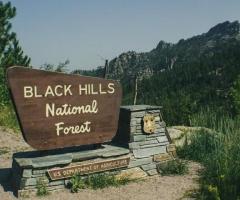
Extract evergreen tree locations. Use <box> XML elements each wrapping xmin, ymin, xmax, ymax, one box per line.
<box><xmin>0</xmin><ymin>1</ymin><xmax>31</xmax><ymax>105</ymax></box>
<box><xmin>40</xmin><ymin>59</ymin><xmax>70</xmax><ymax>72</ymax></box>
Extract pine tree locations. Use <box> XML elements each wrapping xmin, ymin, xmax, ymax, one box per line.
<box><xmin>0</xmin><ymin>1</ymin><xmax>31</xmax><ymax>105</ymax></box>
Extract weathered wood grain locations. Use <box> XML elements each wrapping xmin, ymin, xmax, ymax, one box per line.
<box><xmin>7</xmin><ymin>66</ymin><xmax>122</xmax><ymax>150</ymax></box>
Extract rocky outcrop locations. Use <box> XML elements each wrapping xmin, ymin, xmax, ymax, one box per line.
<box><xmin>107</xmin><ymin>21</ymin><xmax>240</xmax><ymax>81</ymax></box>
<box><xmin>108</xmin><ymin>51</ymin><xmax>152</xmax><ymax>81</ymax></box>
<box><xmin>167</xmin><ymin>126</ymin><xmax>218</xmax><ymax>147</ymax></box>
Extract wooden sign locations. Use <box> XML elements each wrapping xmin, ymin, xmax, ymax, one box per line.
<box><xmin>143</xmin><ymin>114</ymin><xmax>156</xmax><ymax>134</ymax></box>
<box><xmin>7</xmin><ymin>66</ymin><xmax>122</xmax><ymax>150</ymax></box>
<box><xmin>48</xmin><ymin>157</ymin><xmax>130</xmax><ymax>180</ymax></box>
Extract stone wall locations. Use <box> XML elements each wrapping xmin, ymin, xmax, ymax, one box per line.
<box><xmin>11</xmin><ymin>105</ymin><xmax>175</xmax><ymax>197</ymax></box>
<box><xmin>116</xmin><ymin>105</ymin><xmax>174</xmax><ymax>176</ymax></box>
<box><xmin>12</xmin><ymin>145</ymin><xmax>130</xmax><ymax>197</ymax></box>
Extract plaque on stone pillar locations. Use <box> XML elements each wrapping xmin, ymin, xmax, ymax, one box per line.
<box><xmin>143</xmin><ymin>114</ymin><xmax>156</xmax><ymax>134</ymax></box>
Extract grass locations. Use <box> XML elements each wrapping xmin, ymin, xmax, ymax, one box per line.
<box><xmin>178</xmin><ymin>108</ymin><xmax>240</xmax><ymax>200</ymax></box>
<box><xmin>157</xmin><ymin>159</ymin><xmax>188</xmax><ymax>176</ymax></box>
<box><xmin>0</xmin><ymin>104</ymin><xmax>20</xmax><ymax>132</ymax></box>
<box><xmin>68</xmin><ymin>173</ymin><xmax>131</xmax><ymax>193</ymax></box>
<box><xmin>0</xmin><ymin>147</ymin><xmax>9</xmax><ymax>155</ymax></box>
<box><xmin>36</xmin><ymin>178</ymin><xmax>49</xmax><ymax>196</ymax></box>
<box><xmin>177</xmin><ymin>128</ymin><xmax>218</xmax><ymax>162</ymax></box>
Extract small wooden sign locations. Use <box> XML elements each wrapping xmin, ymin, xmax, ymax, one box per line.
<box><xmin>48</xmin><ymin>157</ymin><xmax>130</xmax><ymax>180</ymax></box>
<box><xmin>7</xmin><ymin>66</ymin><xmax>122</xmax><ymax>150</ymax></box>
<box><xmin>143</xmin><ymin>114</ymin><xmax>156</xmax><ymax>134</ymax></box>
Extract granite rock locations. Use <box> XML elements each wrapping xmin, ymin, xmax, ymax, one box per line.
<box><xmin>147</xmin><ymin>169</ymin><xmax>158</xmax><ymax>176</ymax></box>
<box><xmin>133</xmin><ymin>146</ymin><xmax>166</xmax><ymax>158</ymax></box>
<box><xmin>116</xmin><ymin>167</ymin><xmax>147</xmax><ymax>180</ymax></box>
<box><xmin>22</xmin><ymin>169</ymin><xmax>32</xmax><ymax>178</ymax></box>
<box><xmin>128</xmin><ymin>157</ymin><xmax>153</xmax><ymax>168</ymax></box>
<box><xmin>141</xmin><ymin>163</ymin><xmax>156</xmax><ymax>171</ymax></box>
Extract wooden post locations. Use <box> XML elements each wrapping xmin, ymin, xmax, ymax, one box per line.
<box><xmin>133</xmin><ymin>75</ymin><xmax>138</xmax><ymax>105</ymax></box>
<box><xmin>103</xmin><ymin>59</ymin><xmax>108</xmax><ymax>79</ymax></box>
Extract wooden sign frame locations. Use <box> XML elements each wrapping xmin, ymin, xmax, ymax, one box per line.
<box><xmin>7</xmin><ymin>66</ymin><xmax>122</xmax><ymax>150</ymax></box>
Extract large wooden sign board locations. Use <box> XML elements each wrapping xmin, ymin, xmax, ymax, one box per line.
<box><xmin>7</xmin><ymin>66</ymin><xmax>122</xmax><ymax>150</ymax></box>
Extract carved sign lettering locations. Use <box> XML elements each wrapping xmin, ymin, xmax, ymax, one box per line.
<box><xmin>48</xmin><ymin>157</ymin><xmax>130</xmax><ymax>180</ymax></box>
<box><xmin>7</xmin><ymin>66</ymin><xmax>122</xmax><ymax>150</ymax></box>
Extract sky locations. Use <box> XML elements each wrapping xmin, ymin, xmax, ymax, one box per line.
<box><xmin>4</xmin><ymin>0</ymin><xmax>240</xmax><ymax>70</ymax></box>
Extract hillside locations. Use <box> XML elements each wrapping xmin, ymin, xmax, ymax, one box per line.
<box><xmin>97</xmin><ymin>21</ymin><xmax>240</xmax><ymax>125</ymax></box>
<box><xmin>108</xmin><ymin>21</ymin><xmax>240</xmax><ymax>80</ymax></box>
<box><xmin>74</xmin><ymin>21</ymin><xmax>240</xmax><ymax>125</ymax></box>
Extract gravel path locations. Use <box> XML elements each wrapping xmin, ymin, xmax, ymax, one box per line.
<box><xmin>0</xmin><ymin>127</ymin><xmax>201</xmax><ymax>200</ymax></box>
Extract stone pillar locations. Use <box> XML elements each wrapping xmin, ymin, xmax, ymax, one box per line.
<box><xmin>115</xmin><ymin>105</ymin><xmax>174</xmax><ymax>176</ymax></box>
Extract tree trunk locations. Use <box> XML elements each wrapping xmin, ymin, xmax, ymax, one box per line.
<box><xmin>133</xmin><ymin>76</ymin><xmax>138</xmax><ymax>105</ymax></box>
<box><xmin>103</xmin><ymin>59</ymin><xmax>108</xmax><ymax>79</ymax></box>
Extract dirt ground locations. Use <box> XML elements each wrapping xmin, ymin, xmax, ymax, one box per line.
<box><xmin>0</xmin><ymin>127</ymin><xmax>201</xmax><ymax>200</ymax></box>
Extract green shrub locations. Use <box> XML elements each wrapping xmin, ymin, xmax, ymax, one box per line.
<box><xmin>180</xmin><ymin>109</ymin><xmax>240</xmax><ymax>200</ymax></box>
<box><xmin>36</xmin><ymin>179</ymin><xmax>48</xmax><ymax>196</ymax></box>
<box><xmin>86</xmin><ymin>174</ymin><xmax>118</xmax><ymax>189</ymax></box>
<box><xmin>189</xmin><ymin>107</ymin><xmax>239</xmax><ymax>134</ymax></box>
<box><xmin>69</xmin><ymin>174</ymin><xmax>86</xmax><ymax>193</ymax></box>
<box><xmin>69</xmin><ymin>173</ymin><xmax>131</xmax><ymax>193</ymax></box>
<box><xmin>0</xmin><ymin>105</ymin><xmax>19</xmax><ymax>132</ymax></box>
<box><xmin>177</xmin><ymin>128</ymin><xmax>220</xmax><ymax>162</ymax></box>
<box><xmin>157</xmin><ymin>159</ymin><xmax>188</xmax><ymax>175</ymax></box>
<box><xmin>201</xmin><ymin>184</ymin><xmax>221</xmax><ymax>200</ymax></box>
<box><xmin>0</xmin><ymin>147</ymin><xmax>9</xmax><ymax>155</ymax></box>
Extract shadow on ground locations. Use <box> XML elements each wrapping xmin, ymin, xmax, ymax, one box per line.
<box><xmin>0</xmin><ymin>168</ymin><xmax>14</xmax><ymax>193</ymax></box>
